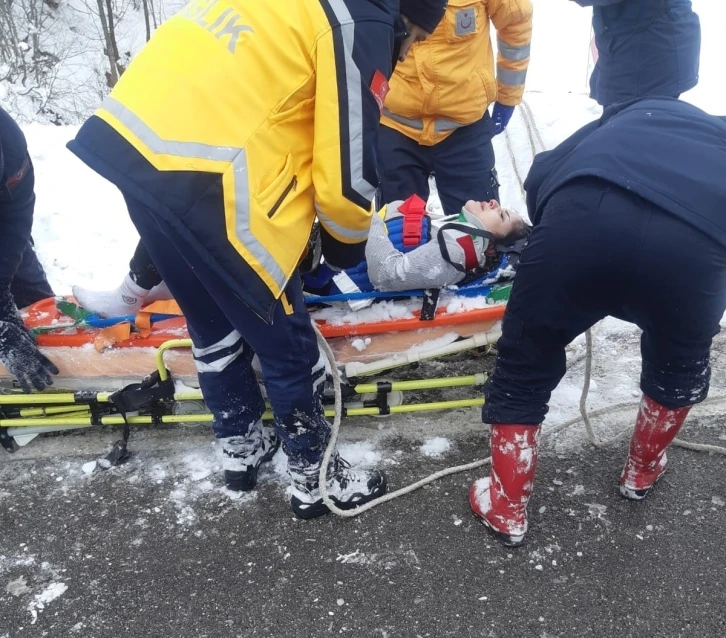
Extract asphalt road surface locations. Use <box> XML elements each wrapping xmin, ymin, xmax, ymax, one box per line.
<box><xmin>1</xmin><ymin>406</ymin><xmax>725</xmax><ymax>638</ymax></box>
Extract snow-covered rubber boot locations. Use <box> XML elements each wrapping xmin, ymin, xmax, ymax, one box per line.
<box><xmin>620</xmin><ymin>395</ymin><xmax>691</xmax><ymax>501</ymax></box>
<box><xmin>222</xmin><ymin>425</ymin><xmax>280</xmax><ymax>492</ymax></box>
<box><xmin>72</xmin><ymin>274</ymin><xmax>150</xmax><ymax>318</ymax></box>
<box><xmin>289</xmin><ymin>454</ymin><xmax>388</xmax><ymax>520</ymax></box>
<box><xmin>470</xmin><ymin>424</ymin><xmax>540</xmax><ymax>547</ymax></box>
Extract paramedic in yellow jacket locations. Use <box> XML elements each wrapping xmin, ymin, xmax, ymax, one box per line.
<box><xmin>379</xmin><ymin>0</ymin><xmax>533</xmax><ymax>215</ymax></box>
<box><xmin>67</xmin><ymin>0</ymin><xmax>445</xmax><ymax>519</ymax></box>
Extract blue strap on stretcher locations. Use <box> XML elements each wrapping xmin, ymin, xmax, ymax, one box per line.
<box><xmin>304</xmin><ymin>254</ymin><xmax>510</xmax><ymax>305</ymax></box>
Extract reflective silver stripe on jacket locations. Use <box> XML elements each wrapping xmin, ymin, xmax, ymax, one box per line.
<box><xmin>497</xmin><ymin>66</ymin><xmax>528</xmax><ymax>86</ymax></box>
<box><xmin>315</xmin><ymin>205</ymin><xmax>370</xmax><ymax>241</ymax></box>
<box><xmin>497</xmin><ymin>38</ymin><xmax>531</xmax><ymax>62</ymax></box>
<box><xmin>383</xmin><ymin>107</ymin><xmax>465</xmax><ymax>134</ymax></box>
<box><xmin>328</xmin><ymin>0</ymin><xmax>377</xmax><ymax>203</ymax></box>
<box><xmin>101</xmin><ymin>96</ymin><xmax>288</xmax><ymax>292</ymax></box>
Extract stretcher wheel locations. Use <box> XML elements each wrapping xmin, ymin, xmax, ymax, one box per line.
<box><xmin>172</xmin><ymin>400</ymin><xmax>209</xmax><ymax>427</ymax></box>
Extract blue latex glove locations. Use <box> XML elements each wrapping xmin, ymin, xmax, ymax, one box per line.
<box><xmin>491</xmin><ymin>102</ymin><xmax>515</xmax><ymax>135</ymax></box>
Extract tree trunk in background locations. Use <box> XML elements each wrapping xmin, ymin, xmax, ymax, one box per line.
<box><xmin>95</xmin><ymin>0</ymin><xmax>118</xmax><ymax>86</ymax></box>
<box><xmin>142</xmin><ymin>0</ymin><xmax>151</xmax><ymax>41</ymax></box>
<box><xmin>104</xmin><ymin>0</ymin><xmax>124</xmax><ymax>74</ymax></box>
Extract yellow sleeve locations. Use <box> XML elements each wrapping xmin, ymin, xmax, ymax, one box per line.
<box><xmin>488</xmin><ymin>0</ymin><xmax>533</xmax><ymax>106</ymax></box>
<box><xmin>311</xmin><ymin>14</ymin><xmax>394</xmax><ymax>269</ymax></box>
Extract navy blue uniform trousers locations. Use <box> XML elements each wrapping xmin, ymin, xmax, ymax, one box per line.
<box><xmin>482</xmin><ymin>177</ymin><xmax>726</xmax><ymax>425</ymax></box>
<box><xmin>124</xmin><ymin>194</ymin><xmax>329</xmax><ymax>468</ymax></box>
<box><xmin>377</xmin><ymin>114</ymin><xmax>500</xmax><ymax>215</ymax></box>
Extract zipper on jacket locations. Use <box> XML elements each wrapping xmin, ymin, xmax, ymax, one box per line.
<box><xmin>267</xmin><ymin>175</ymin><xmax>297</xmax><ymax>218</ymax></box>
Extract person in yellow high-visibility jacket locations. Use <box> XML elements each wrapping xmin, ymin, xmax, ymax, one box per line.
<box><xmin>379</xmin><ymin>0</ymin><xmax>533</xmax><ymax>216</ymax></box>
<box><xmin>67</xmin><ymin>0</ymin><xmax>445</xmax><ymax>519</ymax></box>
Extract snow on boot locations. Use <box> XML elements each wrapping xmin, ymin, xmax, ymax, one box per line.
<box><xmin>145</xmin><ymin>281</ymin><xmax>173</xmax><ymax>304</ymax></box>
<box><xmin>289</xmin><ymin>454</ymin><xmax>388</xmax><ymax>520</ymax></box>
<box><xmin>620</xmin><ymin>395</ymin><xmax>691</xmax><ymax>501</ymax></box>
<box><xmin>72</xmin><ymin>274</ymin><xmax>150</xmax><ymax>318</ymax></box>
<box><xmin>470</xmin><ymin>424</ymin><xmax>540</xmax><ymax>547</ymax></box>
<box><xmin>222</xmin><ymin>425</ymin><xmax>280</xmax><ymax>492</ymax></box>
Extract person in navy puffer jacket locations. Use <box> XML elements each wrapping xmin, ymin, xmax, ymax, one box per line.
<box><xmin>469</xmin><ymin>97</ymin><xmax>726</xmax><ymax>547</ymax></box>
<box><xmin>574</xmin><ymin>0</ymin><xmax>701</xmax><ymax>106</ymax></box>
<box><xmin>0</xmin><ymin>107</ymin><xmax>58</xmax><ymax>392</ymax></box>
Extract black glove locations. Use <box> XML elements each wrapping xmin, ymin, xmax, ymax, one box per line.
<box><xmin>0</xmin><ymin>321</ymin><xmax>59</xmax><ymax>392</ymax></box>
<box><xmin>319</xmin><ymin>224</ymin><xmax>366</xmax><ymax>271</ymax></box>
<box><xmin>0</xmin><ymin>285</ymin><xmax>58</xmax><ymax>392</ymax></box>
<box><xmin>299</xmin><ymin>223</ymin><xmax>323</xmax><ymax>275</ymax></box>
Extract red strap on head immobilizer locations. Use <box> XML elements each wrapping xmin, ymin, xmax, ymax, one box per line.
<box><xmin>456</xmin><ymin>235</ymin><xmax>479</xmax><ymax>271</ymax></box>
<box><xmin>398</xmin><ymin>194</ymin><xmax>428</xmax><ymax>248</ymax></box>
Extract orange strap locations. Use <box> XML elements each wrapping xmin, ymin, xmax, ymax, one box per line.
<box><xmin>94</xmin><ymin>322</ymin><xmax>132</xmax><ymax>352</ymax></box>
<box><xmin>134</xmin><ymin>300</ymin><xmax>184</xmax><ymax>338</ymax></box>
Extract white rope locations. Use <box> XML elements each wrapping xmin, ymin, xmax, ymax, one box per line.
<box><xmin>314</xmin><ymin>322</ymin><xmax>493</xmax><ymax>518</ymax></box>
<box><xmin>314</xmin><ymin>322</ymin><xmax>726</xmax><ymax>518</ymax></box>
<box><xmin>312</xmin><ymin>100</ymin><xmax>726</xmax><ymax>518</ymax></box>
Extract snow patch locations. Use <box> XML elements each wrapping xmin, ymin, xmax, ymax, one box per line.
<box><xmin>351</xmin><ymin>338</ymin><xmax>371</xmax><ymax>352</ymax></box>
<box><xmin>81</xmin><ymin>461</ymin><xmax>97</xmax><ymax>474</ymax></box>
<box><xmin>338</xmin><ymin>441</ymin><xmax>382</xmax><ymax>467</ymax></box>
<box><xmin>28</xmin><ymin>582</ymin><xmax>68</xmax><ymax>624</ymax></box>
<box><xmin>6</xmin><ymin>576</ymin><xmax>31</xmax><ymax>597</ymax></box>
<box><xmin>420</xmin><ymin>437</ymin><xmax>452</xmax><ymax>457</ymax></box>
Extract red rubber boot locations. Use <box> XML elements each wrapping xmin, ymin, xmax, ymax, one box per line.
<box><xmin>469</xmin><ymin>424</ymin><xmax>540</xmax><ymax>547</ymax></box>
<box><xmin>620</xmin><ymin>395</ymin><xmax>691</xmax><ymax>500</ymax></box>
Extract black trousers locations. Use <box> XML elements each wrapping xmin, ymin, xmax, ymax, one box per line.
<box><xmin>482</xmin><ymin>177</ymin><xmax>726</xmax><ymax>425</ymax></box>
<box><xmin>128</xmin><ymin>240</ymin><xmax>162</xmax><ymax>290</ymax></box>
<box><xmin>377</xmin><ymin>114</ymin><xmax>499</xmax><ymax>215</ymax></box>
<box><xmin>124</xmin><ymin>193</ymin><xmax>330</xmax><ymax>469</ymax></box>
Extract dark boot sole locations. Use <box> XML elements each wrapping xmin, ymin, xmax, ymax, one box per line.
<box><xmin>225</xmin><ymin>437</ymin><xmax>281</xmax><ymax>492</ymax></box>
<box><xmin>619</xmin><ymin>466</ymin><xmax>667</xmax><ymax>501</ymax></box>
<box><xmin>472</xmin><ymin>511</ymin><xmax>526</xmax><ymax>547</ymax></box>
<box><xmin>290</xmin><ymin>473</ymin><xmax>388</xmax><ymax>520</ymax></box>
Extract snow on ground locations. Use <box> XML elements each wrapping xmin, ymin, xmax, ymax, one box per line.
<box><xmin>420</xmin><ymin>437</ymin><xmax>453</xmax><ymax>458</ymax></box>
<box><xmin>0</xmin><ymin>554</ymin><xmax>68</xmax><ymax>625</ymax></box>
<box><xmin>6</xmin><ymin>0</ymin><xmax>725</xmax><ymax>504</ymax></box>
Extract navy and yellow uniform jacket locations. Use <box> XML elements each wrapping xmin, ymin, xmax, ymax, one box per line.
<box><xmin>68</xmin><ymin>0</ymin><xmax>397</xmax><ymax>322</ymax></box>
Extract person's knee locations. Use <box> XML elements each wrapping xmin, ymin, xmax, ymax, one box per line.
<box><xmin>261</xmin><ymin>346</ymin><xmax>325</xmax><ymax>417</ymax></box>
<box><xmin>481</xmin><ymin>319</ymin><xmax>568</xmax><ymax>425</ymax></box>
<box><xmin>640</xmin><ymin>355</ymin><xmax>711</xmax><ymax>409</ymax></box>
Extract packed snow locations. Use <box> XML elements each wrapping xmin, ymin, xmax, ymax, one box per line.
<box><xmin>420</xmin><ymin>437</ymin><xmax>453</xmax><ymax>457</ymax></box>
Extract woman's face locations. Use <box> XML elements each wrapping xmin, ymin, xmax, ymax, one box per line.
<box><xmin>463</xmin><ymin>199</ymin><xmax>518</xmax><ymax>237</ymax></box>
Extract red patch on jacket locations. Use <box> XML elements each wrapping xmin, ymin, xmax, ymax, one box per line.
<box><xmin>369</xmin><ymin>70</ymin><xmax>390</xmax><ymax>115</ymax></box>
<box><xmin>6</xmin><ymin>157</ymin><xmax>30</xmax><ymax>189</ymax></box>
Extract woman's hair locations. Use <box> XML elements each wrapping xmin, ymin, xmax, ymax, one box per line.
<box><xmin>495</xmin><ymin>210</ymin><xmax>531</xmax><ymax>246</ymax></box>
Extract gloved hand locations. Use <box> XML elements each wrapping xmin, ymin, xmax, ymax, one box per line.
<box><xmin>0</xmin><ymin>321</ymin><xmax>59</xmax><ymax>392</ymax></box>
<box><xmin>491</xmin><ymin>102</ymin><xmax>515</xmax><ymax>135</ymax></box>
<box><xmin>0</xmin><ymin>285</ymin><xmax>59</xmax><ymax>392</ymax></box>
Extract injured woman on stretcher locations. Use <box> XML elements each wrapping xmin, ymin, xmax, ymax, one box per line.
<box><xmin>71</xmin><ymin>194</ymin><xmax>531</xmax><ymax>318</ymax></box>
<box><xmin>302</xmin><ymin>194</ymin><xmax>531</xmax><ymax>297</ymax></box>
